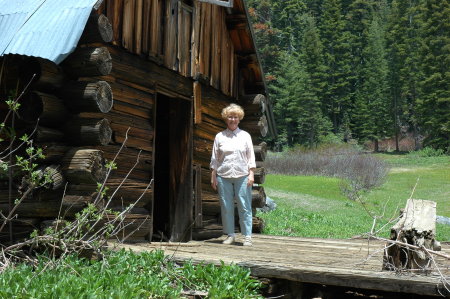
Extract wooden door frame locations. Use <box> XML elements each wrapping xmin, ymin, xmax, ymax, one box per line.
<box><xmin>151</xmin><ymin>91</ymin><xmax>193</xmax><ymax>242</ymax></box>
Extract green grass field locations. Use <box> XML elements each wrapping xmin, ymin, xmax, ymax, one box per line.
<box><xmin>259</xmin><ymin>154</ymin><xmax>450</xmax><ymax>241</ymax></box>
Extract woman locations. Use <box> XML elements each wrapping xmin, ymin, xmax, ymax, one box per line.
<box><xmin>210</xmin><ymin>104</ymin><xmax>256</xmax><ymax>246</ymax></box>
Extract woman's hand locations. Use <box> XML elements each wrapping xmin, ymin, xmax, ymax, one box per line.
<box><xmin>211</xmin><ymin>169</ymin><xmax>218</xmax><ymax>191</ymax></box>
<box><xmin>247</xmin><ymin>169</ymin><xmax>255</xmax><ymax>186</ymax></box>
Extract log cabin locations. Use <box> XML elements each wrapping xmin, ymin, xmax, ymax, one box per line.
<box><xmin>0</xmin><ymin>0</ymin><xmax>276</xmax><ymax>242</ymax></box>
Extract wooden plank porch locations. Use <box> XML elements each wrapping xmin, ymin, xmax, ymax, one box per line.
<box><xmin>119</xmin><ymin>235</ymin><xmax>450</xmax><ymax>297</ymax></box>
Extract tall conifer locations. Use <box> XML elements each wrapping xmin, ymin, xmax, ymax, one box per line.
<box><xmin>417</xmin><ymin>0</ymin><xmax>450</xmax><ymax>151</ymax></box>
<box><xmin>320</xmin><ymin>0</ymin><xmax>353</xmax><ymax>133</ymax></box>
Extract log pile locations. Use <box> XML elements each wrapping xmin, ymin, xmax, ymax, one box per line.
<box><xmin>383</xmin><ymin>199</ymin><xmax>442</xmax><ymax>271</ymax></box>
<box><xmin>0</xmin><ymin>13</ymin><xmax>151</xmax><ymax>242</ymax></box>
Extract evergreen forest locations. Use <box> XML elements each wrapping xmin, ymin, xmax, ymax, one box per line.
<box><xmin>247</xmin><ymin>0</ymin><xmax>449</xmax><ymax>152</ymax></box>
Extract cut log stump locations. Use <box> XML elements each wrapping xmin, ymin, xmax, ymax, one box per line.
<box><xmin>62</xmin><ymin>149</ymin><xmax>106</xmax><ymax>184</ymax></box>
<box><xmin>383</xmin><ymin>199</ymin><xmax>441</xmax><ymax>271</ymax></box>
<box><xmin>59</xmin><ymin>81</ymin><xmax>113</xmax><ymax>113</ymax></box>
<box><xmin>62</xmin><ymin>47</ymin><xmax>112</xmax><ymax>77</ymax></box>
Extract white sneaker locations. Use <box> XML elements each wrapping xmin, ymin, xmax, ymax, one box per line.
<box><xmin>222</xmin><ymin>236</ymin><xmax>235</xmax><ymax>245</ymax></box>
<box><xmin>243</xmin><ymin>236</ymin><xmax>252</xmax><ymax>246</ymax></box>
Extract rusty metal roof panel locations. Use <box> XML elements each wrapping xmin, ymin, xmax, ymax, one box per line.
<box><xmin>0</xmin><ymin>0</ymin><xmax>101</xmax><ymax>64</ymax></box>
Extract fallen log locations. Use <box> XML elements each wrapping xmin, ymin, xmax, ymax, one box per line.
<box><xmin>383</xmin><ymin>199</ymin><xmax>441</xmax><ymax>271</ymax></box>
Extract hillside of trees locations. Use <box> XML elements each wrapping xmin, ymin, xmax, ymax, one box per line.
<box><xmin>247</xmin><ymin>0</ymin><xmax>449</xmax><ymax>152</ymax></box>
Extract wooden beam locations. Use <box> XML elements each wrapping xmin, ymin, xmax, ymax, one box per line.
<box><xmin>194</xmin><ymin>81</ymin><xmax>202</xmax><ymax>124</ymax></box>
<box><xmin>226</xmin><ymin>14</ymin><xmax>246</xmax><ymax>30</ymax></box>
<box><xmin>197</xmin><ymin>0</ymin><xmax>233</xmax><ymax>8</ymax></box>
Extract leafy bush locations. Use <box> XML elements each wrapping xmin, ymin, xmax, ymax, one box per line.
<box><xmin>408</xmin><ymin>146</ymin><xmax>445</xmax><ymax>157</ymax></box>
<box><xmin>0</xmin><ymin>249</ymin><xmax>262</xmax><ymax>298</ymax></box>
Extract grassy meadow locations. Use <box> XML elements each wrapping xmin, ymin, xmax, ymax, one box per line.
<box><xmin>259</xmin><ymin>150</ymin><xmax>450</xmax><ymax>241</ymax></box>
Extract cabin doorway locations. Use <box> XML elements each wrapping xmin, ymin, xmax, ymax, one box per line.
<box><xmin>152</xmin><ymin>94</ymin><xmax>193</xmax><ymax>242</ymax></box>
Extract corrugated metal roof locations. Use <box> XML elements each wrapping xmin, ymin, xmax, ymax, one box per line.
<box><xmin>0</xmin><ymin>0</ymin><xmax>101</xmax><ymax>64</ymax></box>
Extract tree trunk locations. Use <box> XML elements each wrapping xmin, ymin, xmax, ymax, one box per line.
<box><xmin>383</xmin><ymin>199</ymin><xmax>441</xmax><ymax>271</ymax></box>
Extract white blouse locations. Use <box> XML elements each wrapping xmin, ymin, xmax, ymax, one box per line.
<box><xmin>210</xmin><ymin>128</ymin><xmax>256</xmax><ymax>178</ymax></box>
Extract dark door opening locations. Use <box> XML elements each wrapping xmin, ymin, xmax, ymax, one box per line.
<box><xmin>153</xmin><ymin>94</ymin><xmax>193</xmax><ymax>242</ymax></box>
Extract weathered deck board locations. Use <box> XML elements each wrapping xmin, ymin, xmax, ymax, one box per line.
<box><xmin>117</xmin><ymin>235</ymin><xmax>450</xmax><ymax>297</ymax></box>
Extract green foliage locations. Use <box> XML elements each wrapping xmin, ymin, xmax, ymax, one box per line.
<box><xmin>408</xmin><ymin>147</ymin><xmax>445</xmax><ymax>157</ymax></box>
<box><xmin>248</xmin><ymin>0</ymin><xmax>450</xmax><ymax>151</ymax></box>
<box><xmin>0</xmin><ymin>250</ymin><xmax>262</xmax><ymax>299</ymax></box>
<box><xmin>416</xmin><ymin>0</ymin><xmax>450</xmax><ymax>152</ymax></box>
<box><xmin>352</xmin><ymin>15</ymin><xmax>392</xmax><ymax>144</ymax></box>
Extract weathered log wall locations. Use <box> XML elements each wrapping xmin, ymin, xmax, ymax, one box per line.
<box><xmin>1</xmin><ymin>1</ymin><xmax>271</xmax><ymax>242</ymax></box>
<box><xmin>98</xmin><ymin>0</ymin><xmax>237</xmax><ymax>97</ymax></box>
<box><xmin>0</xmin><ymin>14</ymin><xmax>152</xmax><ymax>242</ymax></box>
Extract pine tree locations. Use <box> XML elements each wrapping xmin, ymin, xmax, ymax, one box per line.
<box><xmin>270</xmin><ymin>0</ymin><xmax>307</xmax><ymax>52</ymax></box>
<box><xmin>417</xmin><ymin>0</ymin><xmax>450</xmax><ymax>151</ymax></box>
<box><xmin>387</xmin><ymin>0</ymin><xmax>422</xmax><ymax>150</ymax></box>
<box><xmin>271</xmin><ymin>52</ymin><xmax>328</xmax><ymax>147</ymax></box>
<box><xmin>345</xmin><ymin>0</ymin><xmax>376</xmax><ymax>141</ymax></box>
<box><xmin>319</xmin><ymin>0</ymin><xmax>353</xmax><ymax>133</ymax></box>
<box><xmin>247</xmin><ymin>0</ymin><xmax>282</xmax><ymax>74</ymax></box>
<box><xmin>365</xmin><ymin>16</ymin><xmax>391</xmax><ymax>149</ymax></box>
<box><xmin>299</xmin><ymin>13</ymin><xmax>327</xmax><ymax>107</ymax></box>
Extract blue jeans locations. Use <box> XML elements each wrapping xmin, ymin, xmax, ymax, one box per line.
<box><xmin>217</xmin><ymin>175</ymin><xmax>252</xmax><ymax>236</ymax></box>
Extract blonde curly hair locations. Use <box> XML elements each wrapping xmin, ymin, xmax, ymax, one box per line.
<box><xmin>221</xmin><ymin>103</ymin><xmax>245</xmax><ymax>120</ymax></box>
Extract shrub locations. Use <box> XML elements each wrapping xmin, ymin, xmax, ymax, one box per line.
<box><xmin>266</xmin><ymin>145</ymin><xmax>387</xmax><ymax>186</ymax></box>
<box><xmin>265</xmin><ymin>145</ymin><xmax>388</xmax><ymax>201</ymax></box>
<box><xmin>408</xmin><ymin>147</ymin><xmax>445</xmax><ymax>157</ymax></box>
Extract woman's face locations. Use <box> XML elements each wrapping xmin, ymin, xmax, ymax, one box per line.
<box><xmin>226</xmin><ymin>113</ymin><xmax>240</xmax><ymax>131</ymax></box>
